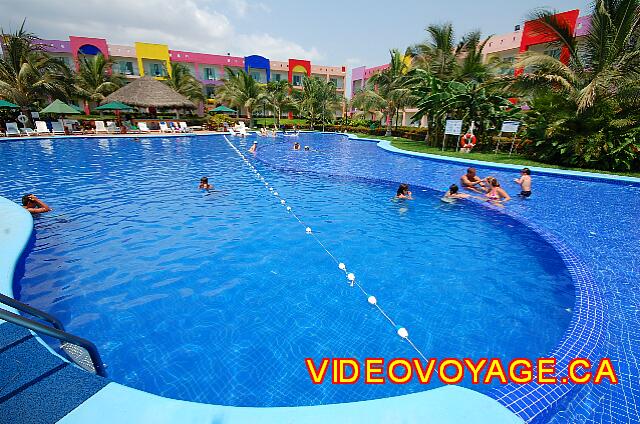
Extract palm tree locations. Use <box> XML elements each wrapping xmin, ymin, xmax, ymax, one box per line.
<box><xmin>217</xmin><ymin>67</ymin><xmax>263</xmax><ymax>126</ymax></box>
<box><xmin>0</xmin><ymin>21</ymin><xmax>74</xmax><ymax>111</ymax></box>
<box><xmin>351</xmin><ymin>49</ymin><xmax>411</xmax><ymax>136</ymax></box>
<box><xmin>263</xmin><ymin>80</ymin><xmax>294</xmax><ymax>127</ymax></box>
<box><xmin>510</xmin><ymin>0</ymin><xmax>640</xmax><ymax>170</ymax></box>
<box><xmin>294</xmin><ymin>76</ymin><xmax>341</xmax><ymax>130</ymax></box>
<box><xmin>408</xmin><ymin>24</ymin><xmax>492</xmax><ymax>82</ymax></box>
<box><xmin>408</xmin><ymin>23</ymin><xmax>457</xmax><ymax>79</ymax></box>
<box><xmin>164</xmin><ymin>62</ymin><xmax>204</xmax><ymax>102</ymax></box>
<box><xmin>74</xmin><ymin>53</ymin><xmax>125</xmax><ymax>111</ymax></box>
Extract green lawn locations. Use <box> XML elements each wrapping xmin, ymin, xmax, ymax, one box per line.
<box><xmin>354</xmin><ymin>133</ymin><xmax>640</xmax><ymax>178</ymax></box>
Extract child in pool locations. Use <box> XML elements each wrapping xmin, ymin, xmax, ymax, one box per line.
<box><xmin>199</xmin><ymin>177</ymin><xmax>213</xmax><ymax>190</ymax></box>
<box><xmin>514</xmin><ymin>168</ymin><xmax>532</xmax><ymax>198</ymax></box>
<box><xmin>396</xmin><ymin>183</ymin><xmax>413</xmax><ymax>199</ymax></box>
<box><xmin>444</xmin><ymin>184</ymin><xmax>470</xmax><ymax>199</ymax></box>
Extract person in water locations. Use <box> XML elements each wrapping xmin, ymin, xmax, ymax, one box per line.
<box><xmin>444</xmin><ymin>184</ymin><xmax>470</xmax><ymax>199</ymax></box>
<box><xmin>396</xmin><ymin>183</ymin><xmax>413</xmax><ymax>199</ymax></box>
<box><xmin>248</xmin><ymin>141</ymin><xmax>257</xmax><ymax>153</ymax></box>
<box><xmin>293</xmin><ymin>142</ymin><xmax>301</xmax><ymax>150</ymax></box>
<box><xmin>485</xmin><ymin>177</ymin><xmax>510</xmax><ymax>204</ymax></box>
<box><xmin>199</xmin><ymin>177</ymin><xmax>213</xmax><ymax>190</ymax></box>
<box><xmin>514</xmin><ymin>168</ymin><xmax>532</xmax><ymax>198</ymax></box>
<box><xmin>304</xmin><ymin>145</ymin><xmax>310</xmax><ymax>151</ymax></box>
<box><xmin>460</xmin><ymin>167</ymin><xmax>486</xmax><ymax>193</ymax></box>
<box><xmin>22</xmin><ymin>194</ymin><xmax>51</xmax><ymax>214</ymax></box>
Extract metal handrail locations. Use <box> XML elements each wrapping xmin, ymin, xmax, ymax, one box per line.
<box><xmin>0</xmin><ymin>297</ymin><xmax>107</xmax><ymax>377</ymax></box>
<box><xmin>0</xmin><ymin>292</ymin><xmax>65</xmax><ymax>331</ymax></box>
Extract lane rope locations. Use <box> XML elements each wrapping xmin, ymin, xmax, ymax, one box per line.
<box><xmin>223</xmin><ymin>136</ymin><xmax>433</xmax><ymax>367</ymax></box>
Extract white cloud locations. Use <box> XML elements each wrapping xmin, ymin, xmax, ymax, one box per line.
<box><xmin>0</xmin><ymin>0</ymin><xmax>322</xmax><ymax>61</ymax></box>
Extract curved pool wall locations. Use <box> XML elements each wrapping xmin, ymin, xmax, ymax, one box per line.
<box><xmin>255</xmin><ymin>133</ymin><xmax>639</xmax><ymax>423</ymax></box>
<box><xmin>2</xmin><ymin>132</ymin><xmax>637</xmax><ymax>423</ymax></box>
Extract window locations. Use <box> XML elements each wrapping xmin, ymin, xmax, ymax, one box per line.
<box><xmin>544</xmin><ymin>48</ymin><xmax>561</xmax><ymax>60</ymax></box>
<box><xmin>204</xmin><ymin>67</ymin><xmax>218</xmax><ymax>80</ymax></box>
<box><xmin>118</xmin><ymin>61</ymin><xmax>134</xmax><ymax>75</ymax></box>
<box><xmin>274</xmin><ymin>73</ymin><xmax>281</xmax><ymax>81</ymax></box>
<box><xmin>330</xmin><ymin>77</ymin><xmax>342</xmax><ymax>89</ymax></box>
<box><xmin>151</xmin><ymin>63</ymin><xmax>162</xmax><ymax>76</ymax></box>
<box><xmin>251</xmin><ymin>71</ymin><xmax>262</xmax><ymax>82</ymax></box>
<box><xmin>292</xmin><ymin>75</ymin><xmax>302</xmax><ymax>86</ymax></box>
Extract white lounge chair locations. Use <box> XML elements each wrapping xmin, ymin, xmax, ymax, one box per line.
<box><xmin>51</xmin><ymin>121</ymin><xmax>66</xmax><ymax>135</ymax></box>
<box><xmin>94</xmin><ymin>121</ymin><xmax>108</xmax><ymax>134</ymax></box>
<box><xmin>20</xmin><ymin>127</ymin><xmax>35</xmax><ymax>136</ymax></box>
<box><xmin>62</xmin><ymin>119</ymin><xmax>83</xmax><ymax>135</ymax></box>
<box><xmin>159</xmin><ymin>122</ymin><xmax>174</xmax><ymax>133</ymax></box>
<box><xmin>137</xmin><ymin>122</ymin><xmax>151</xmax><ymax>133</ymax></box>
<box><xmin>179</xmin><ymin>121</ymin><xmax>193</xmax><ymax>133</ymax></box>
<box><xmin>35</xmin><ymin>121</ymin><xmax>52</xmax><ymax>135</ymax></box>
<box><xmin>106</xmin><ymin>121</ymin><xmax>120</xmax><ymax>134</ymax></box>
<box><xmin>5</xmin><ymin>122</ymin><xmax>22</xmax><ymax>137</ymax></box>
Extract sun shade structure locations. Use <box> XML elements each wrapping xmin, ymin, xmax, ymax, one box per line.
<box><xmin>95</xmin><ymin>101</ymin><xmax>133</xmax><ymax>111</ymax></box>
<box><xmin>101</xmin><ymin>76</ymin><xmax>195</xmax><ymax>109</ymax></box>
<box><xmin>39</xmin><ymin>99</ymin><xmax>81</xmax><ymax>114</ymax></box>
<box><xmin>212</xmin><ymin>105</ymin><xmax>236</xmax><ymax>113</ymax></box>
<box><xmin>0</xmin><ymin>99</ymin><xmax>19</xmax><ymax>108</ymax></box>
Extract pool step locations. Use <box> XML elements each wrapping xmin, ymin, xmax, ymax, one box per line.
<box><xmin>0</xmin><ymin>322</ymin><xmax>108</xmax><ymax>424</ymax></box>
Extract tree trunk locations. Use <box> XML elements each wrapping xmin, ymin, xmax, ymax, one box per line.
<box><xmin>385</xmin><ymin>113</ymin><xmax>392</xmax><ymax>137</ymax></box>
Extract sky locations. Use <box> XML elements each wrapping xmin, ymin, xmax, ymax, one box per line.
<box><xmin>1</xmin><ymin>0</ymin><xmax>588</xmax><ymax>93</ymax></box>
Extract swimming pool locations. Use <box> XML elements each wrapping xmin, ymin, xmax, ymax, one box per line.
<box><xmin>2</xmin><ymin>133</ymin><xmax>575</xmax><ymax>408</ymax></box>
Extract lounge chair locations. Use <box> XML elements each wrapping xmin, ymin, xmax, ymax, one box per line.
<box><xmin>123</xmin><ymin>122</ymin><xmax>141</xmax><ymax>133</ymax></box>
<box><xmin>5</xmin><ymin>122</ymin><xmax>22</xmax><ymax>137</ymax></box>
<box><xmin>179</xmin><ymin>121</ymin><xmax>193</xmax><ymax>133</ymax></box>
<box><xmin>94</xmin><ymin>121</ymin><xmax>108</xmax><ymax>134</ymax></box>
<box><xmin>50</xmin><ymin>121</ymin><xmax>66</xmax><ymax>135</ymax></box>
<box><xmin>159</xmin><ymin>122</ymin><xmax>174</xmax><ymax>133</ymax></box>
<box><xmin>168</xmin><ymin>122</ymin><xmax>181</xmax><ymax>132</ymax></box>
<box><xmin>20</xmin><ymin>127</ymin><xmax>36</xmax><ymax>136</ymax></box>
<box><xmin>137</xmin><ymin>122</ymin><xmax>151</xmax><ymax>133</ymax></box>
<box><xmin>35</xmin><ymin>121</ymin><xmax>52</xmax><ymax>135</ymax></box>
<box><xmin>106</xmin><ymin>121</ymin><xmax>120</xmax><ymax>134</ymax></box>
<box><xmin>62</xmin><ymin>119</ymin><xmax>83</xmax><ymax>135</ymax></box>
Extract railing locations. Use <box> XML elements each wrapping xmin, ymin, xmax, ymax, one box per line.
<box><xmin>0</xmin><ymin>293</ymin><xmax>107</xmax><ymax>377</ymax></box>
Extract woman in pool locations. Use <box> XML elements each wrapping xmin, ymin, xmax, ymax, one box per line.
<box><xmin>293</xmin><ymin>142</ymin><xmax>300</xmax><ymax>150</ymax></box>
<box><xmin>396</xmin><ymin>183</ymin><xmax>413</xmax><ymax>199</ymax></box>
<box><xmin>248</xmin><ymin>141</ymin><xmax>257</xmax><ymax>153</ymax></box>
<box><xmin>485</xmin><ymin>177</ymin><xmax>510</xmax><ymax>205</ymax></box>
<box><xmin>199</xmin><ymin>177</ymin><xmax>213</xmax><ymax>190</ymax></box>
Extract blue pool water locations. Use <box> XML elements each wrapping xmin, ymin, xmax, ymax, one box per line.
<box><xmin>0</xmin><ymin>134</ymin><xmax>587</xmax><ymax>409</ymax></box>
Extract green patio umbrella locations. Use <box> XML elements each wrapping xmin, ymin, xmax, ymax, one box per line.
<box><xmin>0</xmin><ymin>99</ymin><xmax>19</xmax><ymax>109</ymax></box>
<box><xmin>71</xmin><ymin>104</ymin><xmax>84</xmax><ymax>113</ymax></box>
<box><xmin>211</xmin><ymin>105</ymin><xmax>236</xmax><ymax>114</ymax></box>
<box><xmin>94</xmin><ymin>101</ymin><xmax>133</xmax><ymax>111</ymax></box>
<box><xmin>39</xmin><ymin>99</ymin><xmax>81</xmax><ymax>115</ymax></box>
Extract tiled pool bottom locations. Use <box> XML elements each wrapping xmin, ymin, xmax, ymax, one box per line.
<box><xmin>253</xmin><ymin>133</ymin><xmax>640</xmax><ymax>424</ymax></box>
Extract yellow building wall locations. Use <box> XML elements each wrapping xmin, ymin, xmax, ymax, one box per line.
<box><xmin>134</xmin><ymin>42</ymin><xmax>171</xmax><ymax>77</ymax></box>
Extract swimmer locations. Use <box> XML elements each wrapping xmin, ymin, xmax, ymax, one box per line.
<box><xmin>396</xmin><ymin>183</ymin><xmax>413</xmax><ymax>199</ymax></box>
<box><xmin>485</xmin><ymin>177</ymin><xmax>510</xmax><ymax>205</ymax></box>
<box><xmin>259</xmin><ymin>127</ymin><xmax>267</xmax><ymax>136</ymax></box>
<box><xmin>199</xmin><ymin>177</ymin><xmax>213</xmax><ymax>190</ymax></box>
<box><xmin>514</xmin><ymin>168</ymin><xmax>532</xmax><ymax>198</ymax></box>
<box><xmin>460</xmin><ymin>167</ymin><xmax>486</xmax><ymax>193</ymax></box>
<box><xmin>293</xmin><ymin>142</ymin><xmax>300</xmax><ymax>150</ymax></box>
<box><xmin>248</xmin><ymin>141</ymin><xmax>257</xmax><ymax>153</ymax></box>
<box><xmin>21</xmin><ymin>194</ymin><xmax>52</xmax><ymax>214</ymax></box>
<box><xmin>304</xmin><ymin>146</ymin><xmax>310</xmax><ymax>151</ymax></box>
<box><xmin>444</xmin><ymin>184</ymin><xmax>470</xmax><ymax>199</ymax></box>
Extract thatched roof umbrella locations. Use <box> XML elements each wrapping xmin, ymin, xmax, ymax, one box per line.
<box><xmin>101</xmin><ymin>76</ymin><xmax>195</xmax><ymax>117</ymax></box>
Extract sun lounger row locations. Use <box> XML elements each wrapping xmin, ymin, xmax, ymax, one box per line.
<box><xmin>3</xmin><ymin>120</ymin><xmax>195</xmax><ymax>137</ymax></box>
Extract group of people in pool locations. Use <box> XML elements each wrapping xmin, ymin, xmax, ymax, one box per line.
<box><xmin>395</xmin><ymin>167</ymin><xmax>532</xmax><ymax>206</ymax></box>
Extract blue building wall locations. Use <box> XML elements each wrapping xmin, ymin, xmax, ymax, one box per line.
<box><xmin>244</xmin><ymin>55</ymin><xmax>270</xmax><ymax>82</ymax></box>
